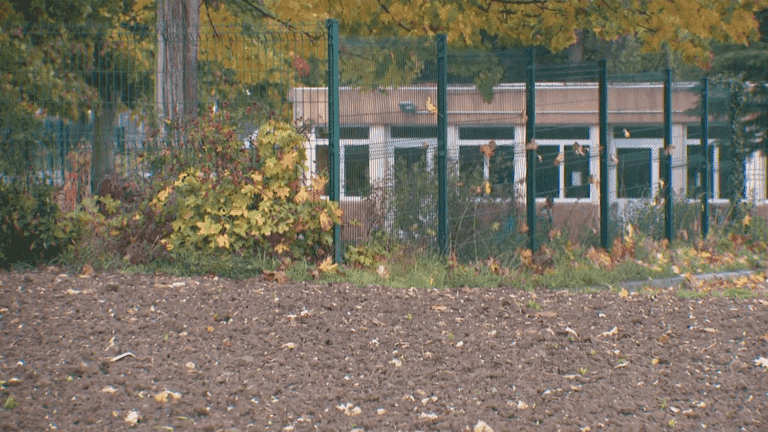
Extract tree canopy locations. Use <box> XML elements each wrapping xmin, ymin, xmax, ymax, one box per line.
<box><xmin>267</xmin><ymin>0</ymin><xmax>768</xmax><ymax>68</ymax></box>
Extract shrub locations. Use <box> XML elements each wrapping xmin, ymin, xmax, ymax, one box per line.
<box><xmin>152</xmin><ymin>117</ymin><xmax>342</xmax><ymax>259</ymax></box>
<box><xmin>0</xmin><ymin>182</ymin><xmax>71</xmax><ymax>268</ymax></box>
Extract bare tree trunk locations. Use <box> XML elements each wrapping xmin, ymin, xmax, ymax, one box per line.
<box><xmin>567</xmin><ymin>29</ymin><xmax>584</xmax><ymax>65</ymax></box>
<box><xmin>565</xmin><ymin>29</ymin><xmax>584</xmax><ymax>82</ymax></box>
<box><xmin>156</xmin><ymin>0</ymin><xmax>199</xmax><ymax>144</ymax></box>
<box><xmin>91</xmin><ymin>94</ymin><xmax>118</xmax><ymax>193</ymax></box>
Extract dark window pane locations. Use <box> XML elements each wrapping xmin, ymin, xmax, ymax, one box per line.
<box><xmin>686</xmin><ymin>145</ymin><xmax>715</xmax><ymax>199</ymax></box>
<box><xmin>315</xmin><ymin>145</ymin><xmax>330</xmax><ymax>195</ymax></box>
<box><xmin>394</xmin><ymin>147</ymin><xmax>427</xmax><ymax>188</ymax></box>
<box><xmin>536</xmin><ymin>125</ymin><xmax>590</xmax><ymax>140</ymax></box>
<box><xmin>341</xmin><ymin>127</ymin><xmax>370</xmax><ymax>140</ymax></box>
<box><xmin>658</xmin><ymin>147</ymin><xmax>669</xmax><ymax>197</ymax></box>
<box><xmin>489</xmin><ymin>146</ymin><xmax>515</xmax><ymax>198</ymax></box>
<box><xmin>459</xmin><ymin>126</ymin><xmax>515</xmax><ymax>140</ymax></box>
<box><xmin>391</xmin><ymin>125</ymin><xmax>438</xmax><ymax>139</ymax></box>
<box><xmin>617</xmin><ymin>148</ymin><xmax>651</xmax><ymax>198</ymax></box>
<box><xmin>315</xmin><ymin>126</ymin><xmax>369</xmax><ymax>140</ymax></box>
<box><xmin>686</xmin><ymin>124</ymin><xmax>731</xmax><ymax>140</ymax></box>
<box><xmin>345</xmin><ymin>145</ymin><xmax>369</xmax><ymax>196</ymax></box>
<box><xmin>459</xmin><ymin>146</ymin><xmax>483</xmax><ymax>182</ymax></box>
<box><xmin>535</xmin><ymin>145</ymin><xmax>560</xmax><ymax>199</ymax></box>
<box><xmin>613</xmin><ymin>125</ymin><xmax>664</xmax><ymax>139</ymax></box>
<box><xmin>564</xmin><ymin>145</ymin><xmax>590</xmax><ymax>198</ymax></box>
<box><xmin>718</xmin><ymin>145</ymin><xmax>742</xmax><ymax>200</ymax></box>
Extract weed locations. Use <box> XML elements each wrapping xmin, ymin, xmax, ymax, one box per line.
<box><xmin>578</xmin><ymin>366</ymin><xmax>588</xmax><ymax>376</ymax></box>
<box><xmin>3</xmin><ymin>396</ymin><xmax>17</xmax><ymax>410</ymax></box>
<box><xmin>526</xmin><ymin>300</ymin><xmax>542</xmax><ymax>311</ymax></box>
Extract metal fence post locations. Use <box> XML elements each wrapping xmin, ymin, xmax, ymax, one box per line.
<box><xmin>526</xmin><ymin>52</ymin><xmax>537</xmax><ymax>251</ymax></box>
<box><xmin>701</xmin><ymin>77</ymin><xmax>710</xmax><ymax>239</ymax></box>
<box><xmin>664</xmin><ymin>69</ymin><xmax>673</xmax><ymax>243</ymax></box>
<box><xmin>437</xmin><ymin>35</ymin><xmax>449</xmax><ymax>255</ymax></box>
<box><xmin>598</xmin><ymin>59</ymin><xmax>610</xmax><ymax>249</ymax></box>
<box><xmin>326</xmin><ymin>19</ymin><xmax>342</xmax><ymax>263</ymax></box>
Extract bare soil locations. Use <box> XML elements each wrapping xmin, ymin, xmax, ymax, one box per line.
<box><xmin>1</xmin><ymin>269</ymin><xmax>768</xmax><ymax>431</ymax></box>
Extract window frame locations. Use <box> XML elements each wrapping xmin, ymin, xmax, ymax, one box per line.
<box><xmin>456</xmin><ymin>124</ymin><xmax>516</xmax><ymax>199</ymax></box>
<box><xmin>310</xmin><ymin>124</ymin><xmax>372</xmax><ymax>200</ymax></box>
<box><xmin>530</xmin><ymin>131</ymin><xmax>593</xmax><ymax>202</ymax></box>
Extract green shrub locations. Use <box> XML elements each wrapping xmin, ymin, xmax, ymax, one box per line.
<box><xmin>153</xmin><ymin>117</ymin><xmax>341</xmax><ymax>259</ymax></box>
<box><xmin>0</xmin><ymin>182</ymin><xmax>71</xmax><ymax>268</ymax></box>
<box><xmin>344</xmin><ymin>230</ymin><xmax>391</xmax><ymax>268</ymax></box>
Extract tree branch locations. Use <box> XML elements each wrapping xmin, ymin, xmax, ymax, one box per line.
<box><xmin>375</xmin><ymin>0</ymin><xmax>413</xmax><ymax>33</ymax></box>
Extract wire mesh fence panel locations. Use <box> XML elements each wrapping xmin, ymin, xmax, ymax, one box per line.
<box><xmin>333</xmin><ymin>35</ymin><xmax>440</xmax><ymax>249</ymax></box>
<box><xmin>6</xmin><ymin>21</ymin><xmax>768</xmax><ymax>260</ymax></box>
<box><xmin>523</xmin><ymin>63</ymin><xmax>603</xmax><ymax>248</ymax></box>
<box><xmin>445</xmin><ymin>50</ymin><xmax>530</xmax><ymax>261</ymax></box>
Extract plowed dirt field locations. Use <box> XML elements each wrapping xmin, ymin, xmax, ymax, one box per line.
<box><xmin>2</xmin><ymin>269</ymin><xmax>768</xmax><ymax>431</ymax></box>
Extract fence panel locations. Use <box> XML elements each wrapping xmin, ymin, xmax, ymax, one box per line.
<box><xmin>332</xmin><ymin>34</ymin><xmax>440</xmax><ymax>252</ymax></box>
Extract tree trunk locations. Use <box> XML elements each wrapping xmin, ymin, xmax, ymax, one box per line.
<box><xmin>566</xmin><ymin>29</ymin><xmax>584</xmax><ymax>82</ymax></box>
<box><xmin>156</xmin><ymin>0</ymin><xmax>199</xmax><ymax>144</ymax></box>
<box><xmin>91</xmin><ymin>95</ymin><xmax>118</xmax><ymax>194</ymax></box>
<box><xmin>567</xmin><ymin>29</ymin><xmax>584</xmax><ymax>65</ymax></box>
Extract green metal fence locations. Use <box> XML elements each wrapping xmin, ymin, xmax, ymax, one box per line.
<box><xmin>3</xmin><ymin>20</ymin><xmax>763</xmax><ymax>262</ymax></box>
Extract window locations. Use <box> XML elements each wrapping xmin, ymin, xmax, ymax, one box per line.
<box><xmin>391</xmin><ymin>125</ymin><xmax>437</xmax><ymax>139</ymax></box>
<box><xmin>686</xmin><ymin>145</ymin><xmax>716</xmax><ymax>199</ymax></box>
<box><xmin>459</xmin><ymin>146</ymin><xmax>484</xmax><ymax>183</ymax></box>
<box><xmin>344</xmin><ymin>145</ymin><xmax>369</xmax><ymax>197</ymax></box>
<box><xmin>313</xmin><ymin>125</ymin><xmax>371</xmax><ymax>197</ymax></box>
<box><xmin>315</xmin><ymin>144</ymin><xmax>330</xmax><ymax>195</ymax></box>
<box><xmin>394</xmin><ymin>147</ymin><xmax>427</xmax><ymax>191</ymax></box>
<box><xmin>617</xmin><ymin>148</ymin><xmax>651</xmax><ymax>198</ymax></box>
<box><xmin>658</xmin><ymin>147</ymin><xmax>669</xmax><ymax>196</ymax></box>
<box><xmin>613</xmin><ymin>125</ymin><xmax>664</xmax><ymax>139</ymax></box>
<box><xmin>718</xmin><ymin>144</ymin><xmax>742</xmax><ymax>200</ymax></box>
<box><xmin>315</xmin><ymin>126</ymin><xmax>371</xmax><ymax>140</ymax></box>
<box><xmin>537</xmin><ymin>126</ymin><xmax>590</xmax><ymax>140</ymax></box>
<box><xmin>459</xmin><ymin>126</ymin><xmax>514</xmax><ymax>140</ymax></box>
<box><xmin>458</xmin><ymin>126</ymin><xmax>516</xmax><ymax>197</ymax></box>
<box><xmin>535</xmin><ymin>145</ymin><xmax>560</xmax><ymax>199</ymax></box>
<box><xmin>564</xmin><ymin>144</ymin><xmax>590</xmax><ymax>198</ymax></box>
<box><xmin>489</xmin><ymin>146</ymin><xmax>515</xmax><ymax>196</ymax></box>
<box><xmin>458</xmin><ymin>145</ymin><xmax>515</xmax><ymax>197</ymax></box>
<box><xmin>686</xmin><ymin>124</ymin><xmax>731</xmax><ymax>140</ymax></box>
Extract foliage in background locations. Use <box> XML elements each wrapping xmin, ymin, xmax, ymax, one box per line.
<box><xmin>269</xmin><ymin>0</ymin><xmax>767</xmax><ymax>68</ymax></box>
<box><xmin>0</xmin><ymin>0</ymin><xmax>155</xmax><ymax>188</ymax></box>
<box><xmin>151</xmin><ymin>115</ymin><xmax>342</xmax><ymax>259</ymax></box>
<box><xmin>0</xmin><ymin>182</ymin><xmax>71</xmax><ymax>269</ymax></box>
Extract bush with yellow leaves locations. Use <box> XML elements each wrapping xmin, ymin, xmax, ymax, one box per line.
<box><xmin>152</xmin><ymin>116</ymin><xmax>341</xmax><ymax>259</ymax></box>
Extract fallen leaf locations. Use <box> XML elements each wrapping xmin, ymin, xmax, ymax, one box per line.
<box><xmin>79</xmin><ymin>264</ymin><xmax>94</xmax><ymax>278</ymax></box>
<box><xmin>317</xmin><ymin>257</ymin><xmax>338</xmax><ymax>274</ymax></box>
<box><xmin>125</xmin><ymin>410</ymin><xmax>140</xmax><ymax>426</ymax></box>
<box><xmin>153</xmin><ymin>389</ymin><xmax>181</xmax><ymax>403</ymax></box>
<box><xmin>480</xmin><ymin>140</ymin><xmax>497</xmax><ymax>159</ymax></box>
<box><xmin>426</xmin><ymin>97</ymin><xmax>437</xmax><ymax>116</ymax></box>
<box><xmin>262</xmin><ymin>270</ymin><xmax>288</xmax><ymax>283</ymax></box>
<box><xmin>474</xmin><ymin>420</ymin><xmax>495</xmax><ymax>432</ymax></box>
